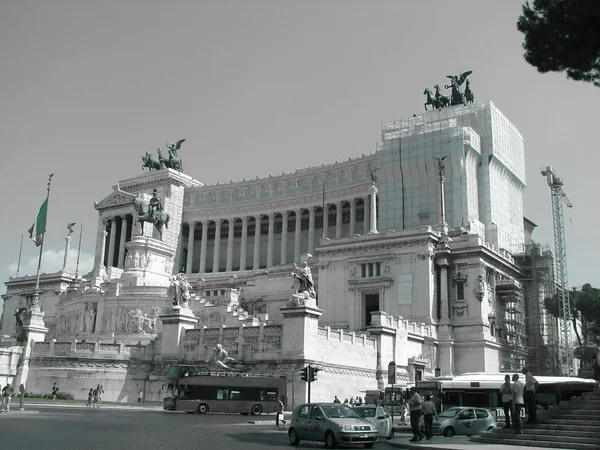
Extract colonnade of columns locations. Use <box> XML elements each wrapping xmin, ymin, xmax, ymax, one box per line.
<box><xmin>185</xmin><ymin>196</ymin><xmax>377</xmax><ymax>275</ymax></box>
<box><xmin>99</xmin><ymin>214</ymin><xmax>133</xmax><ymax>269</ymax></box>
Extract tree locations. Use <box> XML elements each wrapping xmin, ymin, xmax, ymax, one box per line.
<box><xmin>517</xmin><ymin>0</ymin><xmax>600</xmax><ymax>87</ymax></box>
<box><xmin>544</xmin><ymin>284</ymin><xmax>600</xmax><ymax>368</ymax></box>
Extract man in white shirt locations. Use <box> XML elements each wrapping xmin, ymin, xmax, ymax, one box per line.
<box><xmin>512</xmin><ymin>374</ymin><xmax>525</xmax><ymax>434</ymax></box>
<box><xmin>408</xmin><ymin>389</ymin><xmax>425</xmax><ymax>442</ymax></box>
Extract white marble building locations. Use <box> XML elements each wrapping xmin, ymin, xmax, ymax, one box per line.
<box><xmin>2</xmin><ymin>100</ymin><xmax>534</xmax><ymax>402</ymax></box>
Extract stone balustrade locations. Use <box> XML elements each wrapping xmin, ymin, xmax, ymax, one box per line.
<box><xmin>32</xmin><ymin>340</ymin><xmax>155</xmax><ymax>361</ymax></box>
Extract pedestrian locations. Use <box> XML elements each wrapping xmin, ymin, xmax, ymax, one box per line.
<box><xmin>355</xmin><ymin>396</ymin><xmax>362</xmax><ymax>406</ymax></box>
<box><xmin>96</xmin><ymin>385</ymin><xmax>104</xmax><ymax>407</ymax></box>
<box><xmin>421</xmin><ymin>395</ymin><xmax>438</xmax><ymax>439</ymax></box>
<box><xmin>408</xmin><ymin>388</ymin><xmax>425</xmax><ymax>442</ymax></box>
<box><xmin>52</xmin><ymin>382</ymin><xmax>59</xmax><ymax>400</ymax></box>
<box><xmin>86</xmin><ymin>389</ymin><xmax>94</xmax><ymax>407</ymax></box>
<box><xmin>138</xmin><ymin>389</ymin><xmax>144</xmax><ymax>404</ymax></box>
<box><xmin>512</xmin><ymin>373</ymin><xmax>525</xmax><ymax>434</ymax></box>
<box><xmin>499</xmin><ymin>374</ymin><xmax>513</xmax><ymax>429</ymax></box>
<box><xmin>275</xmin><ymin>397</ymin><xmax>287</xmax><ymax>427</ymax></box>
<box><xmin>2</xmin><ymin>383</ymin><xmax>14</xmax><ymax>413</ymax></box>
<box><xmin>343</xmin><ymin>398</ymin><xmax>349</xmax><ymax>405</ymax></box>
<box><xmin>399</xmin><ymin>400</ymin><xmax>407</xmax><ymax>426</ymax></box>
<box><xmin>333</xmin><ymin>395</ymin><xmax>341</xmax><ymax>403</ymax></box>
<box><xmin>522</xmin><ymin>367</ymin><xmax>539</xmax><ymax>423</ymax></box>
<box><xmin>349</xmin><ymin>396</ymin><xmax>354</xmax><ymax>406</ymax></box>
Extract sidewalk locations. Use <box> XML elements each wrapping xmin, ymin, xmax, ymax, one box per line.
<box><xmin>22</xmin><ymin>400</ymin><xmax>164</xmax><ymax>412</ymax></box>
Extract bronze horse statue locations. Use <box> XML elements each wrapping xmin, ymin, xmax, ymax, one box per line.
<box><xmin>157</xmin><ymin>149</ymin><xmax>183</xmax><ymax>172</ymax></box>
<box><xmin>423</xmin><ymin>88</ymin><xmax>439</xmax><ymax>111</ymax></box>
<box><xmin>464</xmin><ymin>79</ymin><xmax>474</xmax><ymax>103</ymax></box>
<box><xmin>142</xmin><ymin>151</ymin><xmax>162</xmax><ymax>171</ymax></box>
<box><xmin>434</xmin><ymin>84</ymin><xmax>450</xmax><ymax>108</ymax></box>
<box><xmin>132</xmin><ymin>196</ymin><xmax>170</xmax><ymax>239</ymax></box>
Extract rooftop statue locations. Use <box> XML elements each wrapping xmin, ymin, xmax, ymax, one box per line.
<box><xmin>14</xmin><ymin>307</ymin><xmax>26</xmax><ymax>328</ymax></box>
<box><xmin>166</xmin><ymin>139</ymin><xmax>186</xmax><ymax>158</ymax></box>
<box><xmin>423</xmin><ymin>70</ymin><xmax>473</xmax><ymax>110</ymax></box>
<box><xmin>142</xmin><ymin>151</ymin><xmax>162</xmax><ymax>171</ymax></box>
<box><xmin>141</xmin><ymin>139</ymin><xmax>186</xmax><ymax>172</ymax></box>
<box><xmin>132</xmin><ymin>189</ymin><xmax>170</xmax><ymax>239</ymax></box>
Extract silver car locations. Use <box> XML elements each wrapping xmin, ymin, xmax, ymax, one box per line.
<box><xmin>431</xmin><ymin>407</ymin><xmax>497</xmax><ymax>437</ymax></box>
<box><xmin>352</xmin><ymin>405</ymin><xmax>395</xmax><ymax>439</ymax></box>
<box><xmin>288</xmin><ymin>403</ymin><xmax>379</xmax><ymax>448</ymax></box>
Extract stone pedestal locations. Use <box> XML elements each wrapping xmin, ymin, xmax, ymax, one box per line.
<box><xmin>280</xmin><ymin>303</ymin><xmax>322</xmax><ymax>360</ymax></box>
<box><xmin>156</xmin><ymin>307</ymin><xmax>198</xmax><ymax>360</ymax></box>
<box><xmin>13</xmin><ymin>304</ymin><xmax>48</xmax><ymax>391</ymax></box>
<box><xmin>121</xmin><ymin>236</ymin><xmax>175</xmax><ymax>287</ymax></box>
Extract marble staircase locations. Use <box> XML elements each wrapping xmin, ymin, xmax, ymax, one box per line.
<box><xmin>471</xmin><ymin>389</ymin><xmax>600</xmax><ymax>449</ymax></box>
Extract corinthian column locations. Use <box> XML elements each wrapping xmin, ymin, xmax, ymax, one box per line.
<box><xmin>363</xmin><ymin>196</ymin><xmax>370</xmax><ymax>235</ymax></box>
<box><xmin>280</xmin><ymin>211</ymin><xmax>288</xmax><ymax>265</ymax></box>
<box><xmin>199</xmin><ymin>220</ymin><xmax>208</xmax><ymax>273</ymax></box>
<box><xmin>294</xmin><ymin>209</ymin><xmax>302</xmax><ymax>263</ymax></box>
<box><xmin>369</xmin><ymin>184</ymin><xmax>379</xmax><ymax>234</ymax></box>
<box><xmin>118</xmin><ymin>215</ymin><xmax>128</xmax><ymax>268</ymax></box>
<box><xmin>240</xmin><ymin>216</ymin><xmax>248</xmax><ymax>270</ymax></box>
<box><xmin>335</xmin><ymin>202</ymin><xmax>343</xmax><ymax>239</ymax></box>
<box><xmin>186</xmin><ymin>221</ymin><xmax>197</xmax><ymax>275</ymax></box>
<box><xmin>253</xmin><ymin>215</ymin><xmax>261</xmax><ymax>270</ymax></box>
<box><xmin>350</xmin><ymin>199</ymin><xmax>356</xmax><ymax>235</ymax></box>
<box><xmin>267</xmin><ymin>213</ymin><xmax>275</xmax><ymax>268</ymax></box>
<box><xmin>107</xmin><ymin>217</ymin><xmax>117</xmax><ymax>268</ymax></box>
<box><xmin>213</xmin><ymin>219</ymin><xmax>222</xmax><ymax>273</ymax></box>
<box><xmin>226</xmin><ymin>218</ymin><xmax>235</xmax><ymax>272</ymax></box>
<box><xmin>308</xmin><ymin>207</ymin><xmax>315</xmax><ymax>254</ymax></box>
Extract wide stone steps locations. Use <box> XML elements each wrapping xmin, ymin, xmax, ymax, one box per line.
<box><xmin>471</xmin><ymin>389</ymin><xmax>600</xmax><ymax>449</ymax></box>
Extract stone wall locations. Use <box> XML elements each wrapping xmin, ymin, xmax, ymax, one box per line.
<box><xmin>0</xmin><ymin>345</ymin><xmax>23</xmax><ymax>385</ymax></box>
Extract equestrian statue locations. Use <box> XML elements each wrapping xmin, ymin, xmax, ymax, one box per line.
<box><xmin>132</xmin><ymin>188</ymin><xmax>170</xmax><ymax>239</ymax></box>
<box><xmin>423</xmin><ymin>70</ymin><xmax>474</xmax><ymax>110</ymax></box>
<box><xmin>141</xmin><ymin>138</ymin><xmax>186</xmax><ymax>172</ymax></box>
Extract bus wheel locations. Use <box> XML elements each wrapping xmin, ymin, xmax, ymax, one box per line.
<box><xmin>443</xmin><ymin>427</ymin><xmax>454</xmax><ymax>437</ymax></box>
<box><xmin>197</xmin><ymin>403</ymin><xmax>209</xmax><ymax>414</ymax></box>
<box><xmin>250</xmin><ymin>404</ymin><xmax>263</xmax><ymax>416</ymax></box>
<box><xmin>288</xmin><ymin>428</ymin><xmax>300</xmax><ymax>446</ymax></box>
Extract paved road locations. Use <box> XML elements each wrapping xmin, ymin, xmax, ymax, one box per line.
<box><xmin>0</xmin><ymin>406</ymin><xmax>406</xmax><ymax>450</ymax></box>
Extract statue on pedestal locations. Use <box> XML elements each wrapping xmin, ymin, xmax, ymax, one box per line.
<box><xmin>131</xmin><ymin>189</ymin><xmax>170</xmax><ymax>239</ymax></box>
<box><xmin>168</xmin><ymin>273</ymin><xmax>192</xmax><ymax>309</ymax></box>
<box><xmin>290</xmin><ymin>261</ymin><xmax>317</xmax><ymax>305</ymax></box>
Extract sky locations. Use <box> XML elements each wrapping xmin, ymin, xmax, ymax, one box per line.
<box><xmin>1</xmin><ymin>0</ymin><xmax>598</xmax><ymax>316</ymax></box>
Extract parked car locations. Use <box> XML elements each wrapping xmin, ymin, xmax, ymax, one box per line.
<box><xmin>352</xmin><ymin>405</ymin><xmax>395</xmax><ymax>439</ymax></box>
<box><xmin>288</xmin><ymin>403</ymin><xmax>379</xmax><ymax>448</ymax></box>
<box><xmin>429</xmin><ymin>407</ymin><xmax>497</xmax><ymax>437</ymax></box>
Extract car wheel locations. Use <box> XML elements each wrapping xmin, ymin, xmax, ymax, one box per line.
<box><xmin>443</xmin><ymin>427</ymin><xmax>455</xmax><ymax>437</ymax></box>
<box><xmin>325</xmin><ymin>431</ymin><xmax>337</xmax><ymax>449</ymax></box>
<box><xmin>250</xmin><ymin>404</ymin><xmax>263</xmax><ymax>416</ymax></box>
<box><xmin>197</xmin><ymin>403</ymin><xmax>209</xmax><ymax>414</ymax></box>
<box><xmin>388</xmin><ymin>427</ymin><xmax>395</xmax><ymax>440</ymax></box>
<box><xmin>288</xmin><ymin>428</ymin><xmax>300</xmax><ymax>446</ymax></box>
<box><xmin>487</xmin><ymin>426</ymin><xmax>494</xmax><ymax>432</ymax></box>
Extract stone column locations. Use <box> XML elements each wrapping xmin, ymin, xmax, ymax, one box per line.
<box><xmin>280</xmin><ymin>211</ymin><xmax>288</xmax><ymax>265</ymax></box>
<box><xmin>226</xmin><ymin>218</ymin><xmax>235</xmax><ymax>272</ymax></box>
<box><xmin>212</xmin><ymin>219</ymin><xmax>222</xmax><ymax>273</ymax></box>
<box><xmin>267</xmin><ymin>213</ymin><xmax>275</xmax><ymax>268</ymax></box>
<box><xmin>308</xmin><ymin>207</ymin><xmax>315</xmax><ymax>254</ymax></box>
<box><xmin>438</xmin><ymin>258</ymin><xmax>450</xmax><ymax>323</ymax></box>
<box><xmin>107</xmin><ymin>217</ymin><xmax>117</xmax><ymax>268</ymax></box>
<box><xmin>294</xmin><ymin>209</ymin><xmax>302</xmax><ymax>264</ymax></box>
<box><xmin>199</xmin><ymin>220</ymin><xmax>208</xmax><ymax>274</ymax></box>
<box><xmin>322</xmin><ymin>204</ymin><xmax>329</xmax><ymax>239</ymax></box>
<box><xmin>350</xmin><ymin>199</ymin><xmax>356</xmax><ymax>235</ymax></box>
<box><xmin>369</xmin><ymin>184</ymin><xmax>379</xmax><ymax>234</ymax></box>
<box><xmin>363</xmin><ymin>196</ymin><xmax>370</xmax><ymax>235</ymax></box>
<box><xmin>62</xmin><ymin>234</ymin><xmax>72</xmax><ymax>272</ymax></box>
<box><xmin>186</xmin><ymin>221</ymin><xmax>197</xmax><ymax>275</ymax></box>
<box><xmin>94</xmin><ymin>216</ymin><xmax>107</xmax><ymax>272</ymax></box>
<box><xmin>335</xmin><ymin>202</ymin><xmax>343</xmax><ymax>239</ymax></box>
<box><xmin>118</xmin><ymin>215</ymin><xmax>128</xmax><ymax>268</ymax></box>
<box><xmin>253</xmin><ymin>215</ymin><xmax>261</xmax><ymax>270</ymax></box>
<box><xmin>240</xmin><ymin>216</ymin><xmax>248</xmax><ymax>271</ymax></box>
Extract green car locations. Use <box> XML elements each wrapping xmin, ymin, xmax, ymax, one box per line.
<box><xmin>288</xmin><ymin>403</ymin><xmax>379</xmax><ymax>448</ymax></box>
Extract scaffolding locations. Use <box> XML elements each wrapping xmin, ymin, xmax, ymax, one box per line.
<box><xmin>496</xmin><ymin>278</ymin><xmax>527</xmax><ymax>371</ymax></box>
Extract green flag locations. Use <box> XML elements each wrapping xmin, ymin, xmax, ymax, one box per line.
<box><xmin>28</xmin><ymin>199</ymin><xmax>47</xmax><ymax>246</ymax></box>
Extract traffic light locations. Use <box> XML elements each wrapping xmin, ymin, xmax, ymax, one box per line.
<box><xmin>310</xmin><ymin>367</ymin><xmax>320</xmax><ymax>382</ymax></box>
<box><xmin>300</xmin><ymin>366</ymin><xmax>309</xmax><ymax>382</ymax></box>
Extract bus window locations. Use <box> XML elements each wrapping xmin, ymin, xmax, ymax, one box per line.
<box><xmin>261</xmin><ymin>390</ymin><xmax>278</xmax><ymax>401</ymax></box>
<box><xmin>179</xmin><ymin>386</ymin><xmax>190</xmax><ymax>400</ymax></box>
<box><xmin>167</xmin><ymin>366</ymin><xmax>179</xmax><ymax>379</ymax></box>
<box><xmin>216</xmin><ymin>389</ymin><xmax>229</xmax><ymax>400</ymax></box>
<box><xmin>230</xmin><ymin>390</ymin><xmax>241</xmax><ymax>400</ymax></box>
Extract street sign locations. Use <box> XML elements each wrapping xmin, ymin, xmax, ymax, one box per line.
<box><xmin>387</xmin><ymin>361</ymin><xmax>397</xmax><ymax>385</ymax></box>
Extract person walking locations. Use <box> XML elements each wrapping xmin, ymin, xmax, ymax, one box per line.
<box><xmin>512</xmin><ymin>373</ymin><xmax>525</xmax><ymax>434</ymax></box>
<box><xmin>138</xmin><ymin>389</ymin><xmax>144</xmax><ymax>404</ymax></box>
<box><xmin>408</xmin><ymin>388</ymin><xmax>425</xmax><ymax>442</ymax></box>
<box><xmin>275</xmin><ymin>397</ymin><xmax>287</xmax><ymax>427</ymax></box>
<box><xmin>522</xmin><ymin>368</ymin><xmax>539</xmax><ymax>423</ymax></box>
<box><xmin>499</xmin><ymin>374</ymin><xmax>514</xmax><ymax>429</ymax></box>
<box><xmin>52</xmin><ymin>382</ymin><xmax>59</xmax><ymax>400</ymax></box>
<box><xmin>421</xmin><ymin>395</ymin><xmax>438</xmax><ymax>439</ymax></box>
<box><xmin>2</xmin><ymin>383</ymin><xmax>14</xmax><ymax>412</ymax></box>
<box><xmin>86</xmin><ymin>389</ymin><xmax>94</xmax><ymax>407</ymax></box>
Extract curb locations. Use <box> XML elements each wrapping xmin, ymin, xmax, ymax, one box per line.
<box><xmin>23</xmin><ymin>402</ymin><xmax>164</xmax><ymax>412</ymax></box>
<box><xmin>0</xmin><ymin>410</ymin><xmax>40</xmax><ymax>416</ymax></box>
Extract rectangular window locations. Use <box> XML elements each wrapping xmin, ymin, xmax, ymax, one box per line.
<box><xmin>375</xmin><ymin>262</ymin><xmax>381</xmax><ymax>277</ymax></box>
<box><xmin>457</xmin><ymin>283</ymin><xmax>465</xmax><ymax>300</ymax></box>
<box><xmin>361</xmin><ymin>264</ymin><xmax>366</xmax><ymax>278</ymax></box>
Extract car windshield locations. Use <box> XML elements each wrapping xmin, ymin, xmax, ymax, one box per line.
<box><xmin>438</xmin><ymin>408</ymin><xmax>462</xmax><ymax>418</ymax></box>
<box><xmin>321</xmin><ymin>405</ymin><xmax>361</xmax><ymax>418</ymax></box>
<box><xmin>353</xmin><ymin>407</ymin><xmax>376</xmax><ymax>418</ymax></box>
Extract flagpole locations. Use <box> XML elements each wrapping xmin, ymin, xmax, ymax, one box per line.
<box><xmin>32</xmin><ymin>173</ymin><xmax>54</xmax><ymax>309</ymax></box>
<box><xmin>75</xmin><ymin>223</ymin><xmax>83</xmax><ymax>280</ymax></box>
<box><xmin>16</xmin><ymin>234</ymin><xmax>24</xmax><ymax>277</ymax></box>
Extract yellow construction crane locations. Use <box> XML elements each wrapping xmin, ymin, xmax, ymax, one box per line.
<box><xmin>540</xmin><ymin>166</ymin><xmax>573</xmax><ymax>375</ymax></box>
